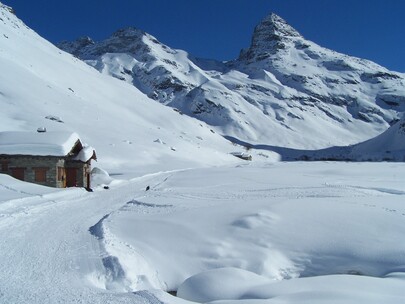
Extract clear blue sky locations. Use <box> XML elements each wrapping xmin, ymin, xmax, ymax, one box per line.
<box><xmin>3</xmin><ymin>0</ymin><xmax>405</xmax><ymax>72</ymax></box>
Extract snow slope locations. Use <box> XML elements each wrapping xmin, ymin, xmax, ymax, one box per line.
<box><xmin>1</xmin><ymin>3</ymin><xmax>405</xmax><ymax>304</ymax></box>
<box><xmin>0</xmin><ymin>3</ymin><xmax>239</xmax><ymax>177</ymax></box>
<box><xmin>240</xmin><ymin>115</ymin><xmax>405</xmax><ymax>162</ymax></box>
<box><xmin>349</xmin><ymin>115</ymin><xmax>405</xmax><ymax>160</ymax></box>
<box><xmin>59</xmin><ymin>14</ymin><xmax>405</xmax><ymax>149</ymax></box>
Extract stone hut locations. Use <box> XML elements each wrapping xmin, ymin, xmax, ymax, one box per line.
<box><xmin>0</xmin><ymin>131</ymin><xmax>96</xmax><ymax>189</ymax></box>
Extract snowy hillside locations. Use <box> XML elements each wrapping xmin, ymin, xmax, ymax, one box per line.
<box><xmin>59</xmin><ymin>13</ymin><xmax>405</xmax><ymax>149</ymax></box>
<box><xmin>1</xmin><ymin>3</ymin><xmax>405</xmax><ymax>304</ymax></box>
<box><xmin>0</xmin><ymin>3</ymin><xmax>241</xmax><ymax>177</ymax></box>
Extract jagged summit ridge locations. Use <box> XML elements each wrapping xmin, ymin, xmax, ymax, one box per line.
<box><xmin>58</xmin><ymin>36</ymin><xmax>95</xmax><ymax>58</ymax></box>
<box><xmin>0</xmin><ymin>2</ymin><xmax>15</xmax><ymax>14</ymax></box>
<box><xmin>111</xmin><ymin>26</ymin><xmax>146</xmax><ymax>38</ymax></box>
<box><xmin>239</xmin><ymin>13</ymin><xmax>302</xmax><ymax>62</ymax></box>
<box><xmin>255</xmin><ymin>13</ymin><xmax>302</xmax><ymax>39</ymax></box>
<box><xmin>57</xmin><ymin>26</ymin><xmax>160</xmax><ymax>58</ymax></box>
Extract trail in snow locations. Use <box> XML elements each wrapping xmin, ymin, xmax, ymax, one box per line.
<box><xmin>88</xmin><ymin>195</ymin><xmax>177</xmax><ymax>292</ymax></box>
<box><xmin>1</xmin><ymin>163</ymin><xmax>405</xmax><ymax>304</ymax></box>
<box><xmin>0</xmin><ymin>171</ymin><xmax>176</xmax><ymax>303</ymax></box>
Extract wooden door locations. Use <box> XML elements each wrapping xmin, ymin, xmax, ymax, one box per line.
<box><xmin>66</xmin><ymin>168</ymin><xmax>77</xmax><ymax>187</ymax></box>
<box><xmin>11</xmin><ymin>168</ymin><xmax>25</xmax><ymax>181</ymax></box>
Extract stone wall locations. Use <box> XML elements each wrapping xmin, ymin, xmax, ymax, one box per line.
<box><xmin>0</xmin><ymin>155</ymin><xmax>92</xmax><ymax>189</ymax></box>
<box><xmin>0</xmin><ymin>156</ymin><xmax>64</xmax><ymax>188</ymax></box>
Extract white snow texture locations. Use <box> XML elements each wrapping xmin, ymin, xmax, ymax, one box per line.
<box><xmin>0</xmin><ymin>3</ymin><xmax>404</xmax><ymax>304</ymax></box>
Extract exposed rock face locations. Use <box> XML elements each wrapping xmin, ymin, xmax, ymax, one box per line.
<box><xmin>58</xmin><ymin>26</ymin><xmax>199</xmax><ymax>105</ymax></box>
<box><xmin>58</xmin><ymin>36</ymin><xmax>95</xmax><ymax>58</ymax></box>
<box><xmin>58</xmin><ymin>13</ymin><xmax>405</xmax><ymax>149</ymax></box>
<box><xmin>239</xmin><ymin>13</ymin><xmax>302</xmax><ymax>62</ymax></box>
<box><xmin>88</xmin><ymin>27</ymin><xmax>153</xmax><ymax>56</ymax></box>
<box><xmin>0</xmin><ymin>2</ymin><xmax>15</xmax><ymax>15</ymax></box>
<box><xmin>58</xmin><ymin>28</ymin><xmax>152</xmax><ymax>58</ymax></box>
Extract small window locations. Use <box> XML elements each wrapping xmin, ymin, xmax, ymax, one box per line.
<box><xmin>34</xmin><ymin>168</ymin><xmax>48</xmax><ymax>182</ymax></box>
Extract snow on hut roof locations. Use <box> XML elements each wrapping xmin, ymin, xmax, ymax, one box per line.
<box><xmin>73</xmin><ymin>145</ymin><xmax>97</xmax><ymax>162</ymax></box>
<box><xmin>0</xmin><ymin>131</ymin><xmax>89</xmax><ymax>158</ymax></box>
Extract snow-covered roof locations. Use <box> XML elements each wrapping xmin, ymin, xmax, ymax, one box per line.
<box><xmin>73</xmin><ymin>145</ymin><xmax>97</xmax><ymax>162</ymax></box>
<box><xmin>0</xmin><ymin>131</ymin><xmax>95</xmax><ymax>161</ymax></box>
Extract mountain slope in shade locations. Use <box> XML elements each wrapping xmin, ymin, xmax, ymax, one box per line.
<box><xmin>236</xmin><ymin>115</ymin><xmax>405</xmax><ymax>162</ymax></box>
<box><xmin>308</xmin><ymin>115</ymin><xmax>405</xmax><ymax>161</ymax></box>
<box><xmin>347</xmin><ymin>115</ymin><xmax>405</xmax><ymax>161</ymax></box>
<box><xmin>0</xmin><ymin>3</ymin><xmax>240</xmax><ymax>177</ymax></box>
<box><xmin>59</xmin><ymin>13</ymin><xmax>405</xmax><ymax>149</ymax></box>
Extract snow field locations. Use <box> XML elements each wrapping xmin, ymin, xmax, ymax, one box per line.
<box><xmin>1</xmin><ymin>3</ymin><xmax>405</xmax><ymax>303</ymax></box>
<box><xmin>177</xmin><ymin>267</ymin><xmax>405</xmax><ymax>304</ymax></box>
<box><xmin>1</xmin><ymin>158</ymin><xmax>404</xmax><ymax>303</ymax></box>
<box><xmin>94</xmin><ymin>162</ymin><xmax>405</xmax><ymax>303</ymax></box>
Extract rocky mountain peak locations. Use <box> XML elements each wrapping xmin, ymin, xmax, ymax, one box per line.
<box><xmin>238</xmin><ymin>13</ymin><xmax>303</xmax><ymax>62</ymax></box>
<box><xmin>76</xmin><ymin>36</ymin><xmax>94</xmax><ymax>45</ymax></box>
<box><xmin>111</xmin><ymin>26</ymin><xmax>146</xmax><ymax>39</ymax></box>
<box><xmin>0</xmin><ymin>2</ymin><xmax>15</xmax><ymax>15</ymax></box>
<box><xmin>58</xmin><ymin>27</ymin><xmax>155</xmax><ymax>58</ymax></box>
<box><xmin>57</xmin><ymin>36</ymin><xmax>95</xmax><ymax>57</ymax></box>
<box><xmin>255</xmin><ymin>13</ymin><xmax>302</xmax><ymax>40</ymax></box>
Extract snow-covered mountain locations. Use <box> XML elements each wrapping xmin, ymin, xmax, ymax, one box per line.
<box><xmin>1</xmin><ymin>1</ymin><xmax>404</xmax><ymax>163</ymax></box>
<box><xmin>0</xmin><ymin>3</ymin><xmax>240</xmax><ymax>176</ymax></box>
<box><xmin>2</xmin><ymin>4</ymin><xmax>405</xmax><ymax>303</ymax></box>
<box><xmin>59</xmin><ymin>13</ymin><xmax>405</xmax><ymax>149</ymax></box>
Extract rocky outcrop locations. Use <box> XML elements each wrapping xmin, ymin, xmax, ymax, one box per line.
<box><xmin>58</xmin><ymin>36</ymin><xmax>95</xmax><ymax>58</ymax></box>
<box><xmin>239</xmin><ymin>13</ymin><xmax>302</xmax><ymax>62</ymax></box>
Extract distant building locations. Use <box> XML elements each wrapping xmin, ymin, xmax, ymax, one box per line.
<box><xmin>0</xmin><ymin>131</ymin><xmax>96</xmax><ymax>189</ymax></box>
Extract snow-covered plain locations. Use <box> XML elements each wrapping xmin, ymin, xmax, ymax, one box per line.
<box><xmin>1</xmin><ymin>162</ymin><xmax>405</xmax><ymax>303</ymax></box>
<box><xmin>1</xmin><ymin>3</ymin><xmax>405</xmax><ymax>303</ymax></box>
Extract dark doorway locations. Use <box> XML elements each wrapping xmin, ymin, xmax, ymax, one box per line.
<box><xmin>86</xmin><ymin>172</ymin><xmax>91</xmax><ymax>189</ymax></box>
<box><xmin>66</xmin><ymin>168</ymin><xmax>77</xmax><ymax>187</ymax></box>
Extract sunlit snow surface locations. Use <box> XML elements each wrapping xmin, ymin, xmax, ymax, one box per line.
<box><xmin>1</xmin><ymin>3</ymin><xmax>405</xmax><ymax>303</ymax></box>
<box><xmin>1</xmin><ymin>162</ymin><xmax>404</xmax><ymax>303</ymax></box>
